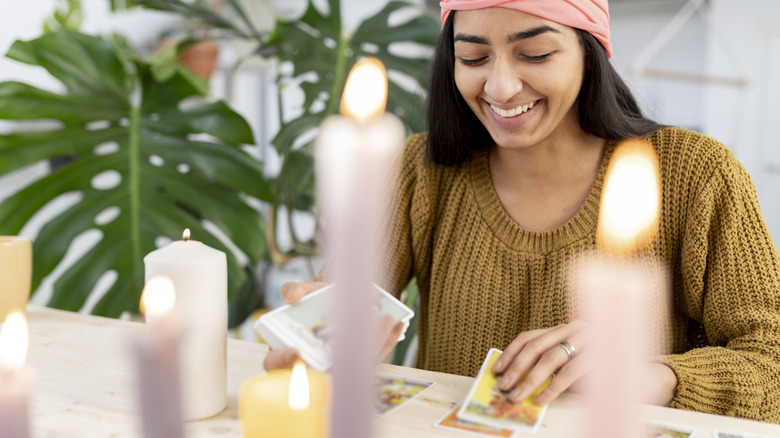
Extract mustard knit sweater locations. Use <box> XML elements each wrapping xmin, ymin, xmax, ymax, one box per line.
<box><xmin>373</xmin><ymin>127</ymin><xmax>780</xmax><ymax>422</ymax></box>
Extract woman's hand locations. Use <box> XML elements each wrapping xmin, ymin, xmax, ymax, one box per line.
<box><xmin>641</xmin><ymin>362</ymin><xmax>677</xmax><ymax>406</ymax></box>
<box><xmin>263</xmin><ymin>281</ymin><xmax>328</xmax><ymax>371</ymax></box>
<box><xmin>492</xmin><ymin>320</ymin><xmax>589</xmax><ymax>406</ymax></box>
<box><xmin>280</xmin><ymin>281</ymin><xmax>330</xmax><ymax>305</ymax></box>
<box><xmin>492</xmin><ymin>320</ymin><xmax>679</xmax><ymax>407</ymax></box>
<box><xmin>263</xmin><ymin>281</ymin><xmax>404</xmax><ymax>371</ymax></box>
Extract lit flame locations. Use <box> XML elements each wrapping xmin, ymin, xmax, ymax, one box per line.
<box><xmin>596</xmin><ymin>139</ymin><xmax>661</xmax><ymax>256</ymax></box>
<box><xmin>0</xmin><ymin>312</ymin><xmax>28</xmax><ymax>371</ymax></box>
<box><xmin>182</xmin><ymin>228</ymin><xmax>191</xmax><ymax>240</ymax></box>
<box><xmin>141</xmin><ymin>276</ymin><xmax>176</xmax><ymax>319</ymax></box>
<box><xmin>340</xmin><ymin>57</ymin><xmax>388</xmax><ymax>122</ymax></box>
<box><xmin>288</xmin><ymin>360</ymin><xmax>310</xmax><ymax>410</ymax></box>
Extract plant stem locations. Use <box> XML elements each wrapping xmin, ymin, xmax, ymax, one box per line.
<box><xmin>265</xmin><ymin>203</ymin><xmax>292</xmax><ymax>265</ymax></box>
<box><xmin>128</xmin><ymin>84</ymin><xmax>143</xmax><ymax>290</ymax></box>
<box><xmin>325</xmin><ymin>33</ymin><xmax>351</xmax><ymax>116</ymax></box>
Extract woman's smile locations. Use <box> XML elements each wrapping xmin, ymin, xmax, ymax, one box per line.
<box><xmin>484</xmin><ymin>99</ymin><xmax>541</xmax><ymax>127</ymax></box>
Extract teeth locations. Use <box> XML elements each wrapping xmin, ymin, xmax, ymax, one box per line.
<box><xmin>490</xmin><ymin>101</ymin><xmax>536</xmax><ymax>118</ymax></box>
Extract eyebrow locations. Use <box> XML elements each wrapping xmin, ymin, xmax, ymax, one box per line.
<box><xmin>454</xmin><ymin>25</ymin><xmax>561</xmax><ymax>45</ymax></box>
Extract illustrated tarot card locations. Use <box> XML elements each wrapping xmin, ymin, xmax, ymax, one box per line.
<box><xmin>434</xmin><ymin>402</ymin><xmax>518</xmax><ymax>437</ymax></box>
<box><xmin>456</xmin><ymin>348</ymin><xmax>551</xmax><ymax>433</ymax></box>
<box><xmin>373</xmin><ymin>373</ymin><xmax>435</xmax><ymax>416</ymax></box>
<box><xmin>713</xmin><ymin>431</ymin><xmax>780</xmax><ymax>438</ymax></box>
<box><xmin>640</xmin><ymin>420</ymin><xmax>695</xmax><ymax>437</ymax></box>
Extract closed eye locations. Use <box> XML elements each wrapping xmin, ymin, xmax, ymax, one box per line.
<box><xmin>522</xmin><ymin>51</ymin><xmax>557</xmax><ymax>62</ymax></box>
<box><xmin>458</xmin><ymin>57</ymin><xmax>488</xmax><ymax>66</ymax></box>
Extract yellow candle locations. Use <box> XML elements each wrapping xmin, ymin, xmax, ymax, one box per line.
<box><xmin>239</xmin><ymin>361</ymin><xmax>331</xmax><ymax>438</ymax></box>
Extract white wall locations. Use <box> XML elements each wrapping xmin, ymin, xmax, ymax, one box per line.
<box><xmin>610</xmin><ymin>0</ymin><xmax>780</xmax><ymax>242</ymax></box>
<box><xmin>703</xmin><ymin>0</ymin><xmax>780</xmax><ymax>242</ymax></box>
<box><xmin>611</xmin><ymin>0</ymin><xmax>707</xmax><ymax>130</ymax></box>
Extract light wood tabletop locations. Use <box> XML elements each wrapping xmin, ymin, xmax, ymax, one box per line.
<box><xmin>22</xmin><ymin>306</ymin><xmax>780</xmax><ymax>437</ymax></box>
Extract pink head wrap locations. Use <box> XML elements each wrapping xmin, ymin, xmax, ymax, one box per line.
<box><xmin>440</xmin><ymin>0</ymin><xmax>613</xmax><ymax>58</ymax></box>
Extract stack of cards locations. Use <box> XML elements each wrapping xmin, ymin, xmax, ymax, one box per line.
<box><xmin>255</xmin><ymin>283</ymin><xmax>414</xmax><ymax>371</ymax></box>
<box><xmin>434</xmin><ymin>348</ymin><xmax>552</xmax><ymax>437</ymax></box>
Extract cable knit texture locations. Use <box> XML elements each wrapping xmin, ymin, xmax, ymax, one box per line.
<box><xmin>366</xmin><ymin>126</ymin><xmax>780</xmax><ymax>422</ymax></box>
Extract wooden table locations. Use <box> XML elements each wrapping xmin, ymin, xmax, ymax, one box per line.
<box><xmin>23</xmin><ymin>307</ymin><xmax>780</xmax><ymax>437</ymax></box>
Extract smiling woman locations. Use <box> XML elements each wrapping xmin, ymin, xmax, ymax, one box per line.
<box><xmin>270</xmin><ymin>0</ymin><xmax>780</xmax><ymax>425</ymax></box>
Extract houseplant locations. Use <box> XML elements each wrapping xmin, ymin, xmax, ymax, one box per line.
<box><xmin>0</xmin><ymin>0</ymin><xmax>439</xmax><ymax>336</ymax></box>
<box><xmin>121</xmin><ymin>0</ymin><xmax>440</xmax><ymax>324</ymax></box>
<box><xmin>0</xmin><ymin>30</ymin><xmax>272</xmax><ymax>318</ymax></box>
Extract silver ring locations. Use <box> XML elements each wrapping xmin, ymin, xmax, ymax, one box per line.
<box><xmin>558</xmin><ymin>341</ymin><xmax>576</xmax><ymax>359</ymax></box>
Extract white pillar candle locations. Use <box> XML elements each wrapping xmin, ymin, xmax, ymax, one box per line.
<box><xmin>143</xmin><ymin>229</ymin><xmax>227</xmax><ymax>420</ymax></box>
<box><xmin>0</xmin><ymin>312</ymin><xmax>33</xmax><ymax>438</ymax></box>
<box><xmin>134</xmin><ymin>276</ymin><xmax>184</xmax><ymax>438</ymax></box>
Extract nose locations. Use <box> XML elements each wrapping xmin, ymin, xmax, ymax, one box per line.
<box><xmin>484</xmin><ymin>56</ymin><xmax>522</xmax><ymax>103</ymax></box>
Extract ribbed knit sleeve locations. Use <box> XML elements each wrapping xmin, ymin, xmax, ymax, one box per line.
<box><xmin>658</xmin><ymin>137</ymin><xmax>780</xmax><ymax>421</ymax></box>
<box><xmin>374</xmin><ymin>133</ymin><xmax>440</xmax><ymax>296</ymax></box>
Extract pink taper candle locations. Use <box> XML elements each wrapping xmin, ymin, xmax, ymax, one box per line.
<box><xmin>0</xmin><ymin>312</ymin><xmax>33</xmax><ymax>438</ymax></box>
<box><xmin>315</xmin><ymin>58</ymin><xmax>405</xmax><ymax>438</ymax></box>
<box><xmin>134</xmin><ymin>276</ymin><xmax>184</xmax><ymax>438</ymax></box>
<box><xmin>586</xmin><ymin>139</ymin><xmax>662</xmax><ymax>438</ymax></box>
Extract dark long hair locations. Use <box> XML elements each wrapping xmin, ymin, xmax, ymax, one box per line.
<box><xmin>426</xmin><ymin>12</ymin><xmax>664</xmax><ymax>167</ymax></box>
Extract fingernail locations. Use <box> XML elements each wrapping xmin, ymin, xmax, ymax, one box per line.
<box><xmin>493</xmin><ymin>359</ymin><xmax>503</xmax><ymax>372</ymax></box>
<box><xmin>509</xmin><ymin>386</ymin><xmax>526</xmax><ymax>402</ymax></box>
<box><xmin>535</xmin><ymin>394</ymin><xmax>550</xmax><ymax>406</ymax></box>
<box><xmin>498</xmin><ymin>377</ymin><xmax>512</xmax><ymax>391</ymax></box>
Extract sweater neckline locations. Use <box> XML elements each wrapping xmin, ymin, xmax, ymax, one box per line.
<box><xmin>469</xmin><ymin>140</ymin><xmax>618</xmax><ymax>254</ymax></box>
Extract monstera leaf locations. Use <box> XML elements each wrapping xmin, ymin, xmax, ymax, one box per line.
<box><xmin>0</xmin><ymin>30</ymin><xmax>272</xmax><ymax>319</ymax></box>
<box><xmin>103</xmin><ymin>0</ymin><xmax>439</xmax><ymax>259</ymax></box>
<box><xmin>267</xmin><ymin>0</ymin><xmax>440</xmax><ymax>216</ymax></box>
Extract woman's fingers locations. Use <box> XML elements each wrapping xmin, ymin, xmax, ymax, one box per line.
<box><xmin>280</xmin><ymin>281</ymin><xmax>329</xmax><ymax>304</ymax></box>
<box><xmin>530</xmin><ymin>353</ymin><xmax>589</xmax><ymax>405</ymax></box>
<box><xmin>263</xmin><ymin>347</ymin><xmax>300</xmax><ymax>371</ymax></box>
<box><xmin>497</xmin><ymin>321</ymin><xmax>586</xmax><ymax>392</ymax></box>
<box><xmin>377</xmin><ymin>315</ymin><xmax>404</xmax><ymax>363</ymax></box>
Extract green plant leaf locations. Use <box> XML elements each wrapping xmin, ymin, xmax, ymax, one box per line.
<box><xmin>267</xmin><ymin>0</ymin><xmax>439</xmax><ymax>216</ymax></box>
<box><xmin>0</xmin><ymin>30</ymin><xmax>271</xmax><ymax>320</ymax></box>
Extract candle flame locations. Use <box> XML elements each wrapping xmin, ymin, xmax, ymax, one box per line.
<box><xmin>340</xmin><ymin>57</ymin><xmax>388</xmax><ymax>122</ymax></box>
<box><xmin>596</xmin><ymin>139</ymin><xmax>661</xmax><ymax>256</ymax></box>
<box><xmin>183</xmin><ymin>228</ymin><xmax>191</xmax><ymax>240</ymax></box>
<box><xmin>140</xmin><ymin>276</ymin><xmax>176</xmax><ymax>318</ymax></box>
<box><xmin>288</xmin><ymin>360</ymin><xmax>310</xmax><ymax>410</ymax></box>
<box><xmin>0</xmin><ymin>312</ymin><xmax>28</xmax><ymax>370</ymax></box>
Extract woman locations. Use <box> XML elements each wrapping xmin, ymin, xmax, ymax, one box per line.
<box><xmin>268</xmin><ymin>0</ymin><xmax>780</xmax><ymax>422</ymax></box>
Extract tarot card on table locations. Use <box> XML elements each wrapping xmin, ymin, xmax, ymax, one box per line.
<box><xmin>713</xmin><ymin>431</ymin><xmax>780</xmax><ymax>438</ymax></box>
<box><xmin>374</xmin><ymin>373</ymin><xmax>435</xmax><ymax>416</ymax></box>
<box><xmin>457</xmin><ymin>348</ymin><xmax>551</xmax><ymax>433</ymax></box>
<box><xmin>640</xmin><ymin>420</ymin><xmax>694</xmax><ymax>438</ymax></box>
<box><xmin>434</xmin><ymin>402</ymin><xmax>517</xmax><ymax>437</ymax></box>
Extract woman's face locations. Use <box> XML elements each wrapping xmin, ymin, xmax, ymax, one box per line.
<box><xmin>452</xmin><ymin>8</ymin><xmax>586</xmax><ymax>151</ymax></box>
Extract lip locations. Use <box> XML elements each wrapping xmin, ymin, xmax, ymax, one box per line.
<box><xmin>484</xmin><ymin>99</ymin><xmax>540</xmax><ymax>127</ymax></box>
